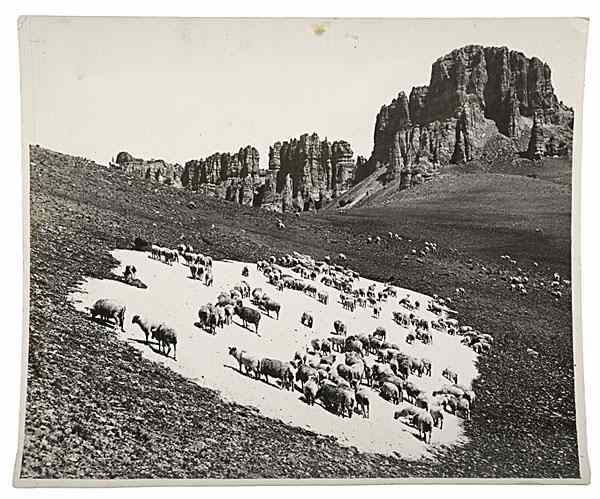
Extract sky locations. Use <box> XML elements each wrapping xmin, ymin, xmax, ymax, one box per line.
<box><xmin>20</xmin><ymin>17</ymin><xmax>588</xmax><ymax>167</ymax></box>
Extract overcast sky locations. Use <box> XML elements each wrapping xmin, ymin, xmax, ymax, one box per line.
<box><xmin>21</xmin><ymin>17</ymin><xmax>588</xmax><ymax>167</ymax></box>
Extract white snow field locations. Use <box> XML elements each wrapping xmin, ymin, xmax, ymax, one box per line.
<box><xmin>69</xmin><ymin>249</ymin><xmax>480</xmax><ymax>459</ymax></box>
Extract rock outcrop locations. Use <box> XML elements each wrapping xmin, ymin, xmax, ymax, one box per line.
<box><xmin>265</xmin><ymin>133</ymin><xmax>355</xmax><ymax>212</ymax></box>
<box><xmin>366</xmin><ymin>45</ymin><xmax>573</xmax><ymax>187</ymax></box>
<box><xmin>181</xmin><ymin>146</ymin><xmax>261</xmax><ymax>206</ymax></box>
<box><xmin>353</xmin><ymin>155</ymin><xmax>371</xmax><ymax>184</ymax></box>
<box><xmin>114</xmin><ymin>152</ymin><xmax>184</xmax><ymax>187</ymax></box>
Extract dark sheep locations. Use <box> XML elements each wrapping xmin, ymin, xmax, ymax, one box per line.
<box><xmin>153</xmin><ymin>324</ymin><xmax>177</xmax><ymax>360</ymax></box>
<box><xmin>333</xmin><ymin>320</ymin><xmax>347</xmax><ymax>336</ymax></box>
<box><xmin>259</xmin><ymin>298</ymin><xmax>281</xmax><ymax>319</ymax></box>
<box><xmin>260</xmin><ymin>358</ymin><xmax>294</xmax><ymax>390</ymax></box>
<box><xmin>90</xmin><ymin>298</ymin><xmax>126</xmax><ymax>331</ymax></box>
<box><xmin>301</xmin><ymin>312</ymin><xmax>313</xmax><ymax>328</ymax></box>
<box><xmin>380</xmin><ymin>382</ymin><xmax>400</xmax><ymax>404</ymax></box>
<box><xmin>235</xmin><ymin>304</ymin><xmax>261</xmax><ymax>334</ymax></box>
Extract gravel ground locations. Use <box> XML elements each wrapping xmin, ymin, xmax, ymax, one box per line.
<box><xmin>19</xmin><ymin>146</ymin><xmax>581</xmax><ymax>479</ymax></box>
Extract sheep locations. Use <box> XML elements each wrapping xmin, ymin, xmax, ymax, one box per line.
<box><xmin>251</xmin><ymin>288</ymin><xmax>263</xmax><ymax>303</ymax></box>
<box><xmin>90</xmin><ymin>298</ymin><xmax>126</xmax><ymax>331</ymax></box>
<box><xmin>348</xmin><ymin>358</ymin><xmax>365</xmax><ymax>379</ymax></box>
<box><xmin>421</xmin><ymin>358</ymin><xmax>432</xmax><ymax>376</ymax></box>
<box><xmin>408</xmin><ymin>357</ymin><xmax>424</xmax><ymax>377</ymax></box>
<box><xmin>379</xmin><ymin>374</ymin><xmax>405</xmax><ymax>402</ymax></box>
<box><xmin>430</xmin><ymin>404</ymin><xmax>445</xmax><ymax>429</ymax></box>
<box><xmin>228</xmin><ymin>346</ymin><xmax>261</xmax><ymax>378</ymax></box>
<box><xmin>369</xmin><ymin>336</ymin><xmax>383</xmax><ymax>354</ymax></box>
<box><xmin>393</xmin><ymin>406</ymin><xmax>419</xmax><ymax>421</ymax></box>
<box><xmin>404</xmin><ymin>380</ymin><xmax>422</xmax><ymax>404</ymax></box>
<box><xmin>346</xmin><ymin>339</ymin><xmax>365</xmax><ymax>357</ymax></box>
<box><xmin>296</xmin><ymin>364</ymin><xmax>318</xmax><ymax>389</ymax></box>
<box><xmin>154</xmin><ymin>324</ymin><xmax>177</xmax><ymax>359</ymax></box>
<box><xmin>123</xmin><ymin>265</ymin><xmax>137</xmax><ymax>282</ymax></box>
<box><xmin>317</xmin><ymin>382</ymin><xmax>343</xmax><ymax>415</ymax></box>
<box><xmin>150</xmin><ymin>244</ymin><xmax>160</xmax><ymax>259</ymax></box>
<box><xmin>317</xmin><ymin>368</ymin><xmax>329</xmax><ymax>383</ymax></box>
<box><xmin>259</xmin><ymin>297</ymin><xmax>281</xmax><ymax>319</ymax></box>
<box><xmin>380</xmin><ymin>382</ymin><xmax>400</xmax><ymax>404</ymax></box>
<box><xmin>344</xmin><ymin>351</ymin><xmax>362</xmax><ymax>366</ymax></box>
<box><xmin>131</xmin><ymin>314</ymin><xmax>159</xmax><ymax>344</ymax></box>
<box><xmin>300</xmin><ymin>311</ymin><xmax>314</xmax><ymax>328</ymax></box>
<box><xmin>433</xmin><ymin>385</ymin><xmax>465</xmax><ymax>400</ymax></box>
<box><xmin>198</xmin><ymin>305</ymin><xmax>217</xmax><ymax>334</ymax></box>
<box><xmin>353</xmin><ymin>382</ymin><xmax>370</xmax><ymax>418</ymax></box>
<box><xmin>338</xmin><ymin>387</ymin><xmax>355</xmax><ymax>418</ymax></box>
<box><xmin>442</xmin><ymin>368</ymin><xmax>459</xmax><ymax>385</ymax></box>
<box><xmin>371</xmin><ymin>362</ymin><xmax>394</xmax><ymax>383</ymax></box>
<box><xmin>329</xmin><ymin>336</ymin><xmax>345</xmax><ymax>352</ymax></box>
<box><xmin>443</xmin><ymin>395</ymin><xmax>471</xmax><ymax>420</ymax></box>
<box><xmin>215</xmin><ymin>305</ymin><xmax>226</xmax><ymax>329</ymax></box>
<box><xmin>333</xmin><ymin>320</ymin><xmax>347</xmax><ymax>336</ymax></box>
<box><xmin>373</xmin><ymin>326</ymin><xmax>386</xmax><ymax>341</ymax></box>
<box><xmin>303</xmin><ymin>378</ymin><xmax>319</xmax><ymax>405</ymax></box>
<box><xmin>412</xmin><ymin>410</ymin><xmax>434</xmax><ymax>443</ymax></box>
<box><xmin>337</xmin><ymin>363</ymin><xmax>353</xmax><ymax>383</ymax></box>
<box><xmin>260</xmin><ymin>358</ymin><xmax>294</xmax><ymax>390</ymax></box>
<box><xmin>416</xmin><ymin>393</ymin><xmax>432</xmax><ymax>411</ymax></box>
<box><xmin>472</xmin><ymin>341</ymin><xmax>491</xmax><ymax>354</ymax></box>
<box><xmin>234</xmin><ymin>304</ymin><xmax>261</xmax><ymax>333</ymax></box>
<box><xmin>320</xmin><ymin>339</ymin><xmax>332</xmax><ymax>355</ymax></box>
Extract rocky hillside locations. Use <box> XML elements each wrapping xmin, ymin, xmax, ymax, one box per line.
<box><xmin>114</xmin><ymin>152</ymin><xmax>184</xmax><ymax>187</ymax></box>
<box><xmin>353</xmin><ymin>45</ymin><xmax>573</xmax><ymax>199</ymax></box>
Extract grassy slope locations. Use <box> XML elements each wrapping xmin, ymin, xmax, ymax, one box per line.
<box><xmin>21</xmin><ymin>146</ymin><xmax>578</xmax><ymax>479</ymax></box>
<box><xmin>334</xmin><ymin>158</ymin><xmax>572</xmax><ymax>271</ymax></box>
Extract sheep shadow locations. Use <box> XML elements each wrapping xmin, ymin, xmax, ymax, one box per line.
<box><xmin>110</xmin><ymin>275</ymin><xmax>148</xmax><ymax>289</ymax></box>
<box><xmin>224</xmin><ymin>364</ymin><xmax>288</xmax><ymax>390</ymax></box>
<box><xmin>129</xmin><ymin>337</ymin><xmax>174</xmax><ymax>358</ymax></box>
<box><xmin>193</xmin><ymin>321</ymin><xmax>216</xmax><ymax>336</ymax></box>
<box><xmin>222</xmin><ymin>364</ymin><xmax>261</xmax><ymax>380</ymax></box>
<box><xmin>232</xmin><ymin>319</ymin><xmax>261</xmax><ymax>337</ymax></box>
<box><xmin>85</xmin><ymin>315</ymin><xmax>120</xmax><ymax>330</ymax></box>
<box><xmin>257</xmin><ymin>309</ymin><xmax>277</xmax><ymax>320</ymax></box>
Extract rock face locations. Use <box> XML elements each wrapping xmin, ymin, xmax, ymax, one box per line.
<box><xmin>366</xmin><ymin>45</ymin><xmax>573</xmax><ymax>187</ymax></box>
<box><xmin>266</xmin><ymin>133</ymin><xmax>355</xmax><ymax>212</ymax></box>
<box><xmin>353</xmin><ymin>155</ymin><xmax>371</xmax><ymax>184</ymax></box>
<box><xmin>181</xmin><ymin>146</ymin><xmax>261</xmax><ymax>206</ymax></box>
<box><xmin>114</xmin><ymin>152</ymin><xmax>184</xmax><ymax>187</ymax></box>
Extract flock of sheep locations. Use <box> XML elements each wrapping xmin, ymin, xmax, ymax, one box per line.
<box><xmin>88</xmin><ymin>244</ymin><xmax>491</xmax><ymax>445</ymax></box>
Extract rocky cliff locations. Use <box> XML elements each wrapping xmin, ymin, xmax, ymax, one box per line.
<box><xmin>181</xmin><ymin>146</ymin><xmax>261</xmax><ymax>206</ymax></box>
<box><xmin>262</xmin><ymin>133</ymin><xmax>355</xmax><ymax>212</ymax></box>
<box><xmin>114</xmin><ymin>152</ymin><xmax>184</xmax><ymax>187</ymax></box>
<box><xmin>367</xmin><ymin>45</ymin><xmax>573</xmax><ymax>190</ymax></box>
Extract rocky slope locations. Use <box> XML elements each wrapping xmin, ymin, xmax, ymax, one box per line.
<box><xmin>365</xmin><ymin>45</ymin><xmax>573</xmax><ymax>196</ymax></box>
<box><xmin>260</xmin><ymin>133</ymin><xmax>355</xmax><ymax>212</ymax></box>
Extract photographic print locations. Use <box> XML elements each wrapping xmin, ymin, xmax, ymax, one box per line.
<box><xmin>15</xmin><ymin>17</ymin><xmax>589</xmax><ymax>485</ymax></box>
